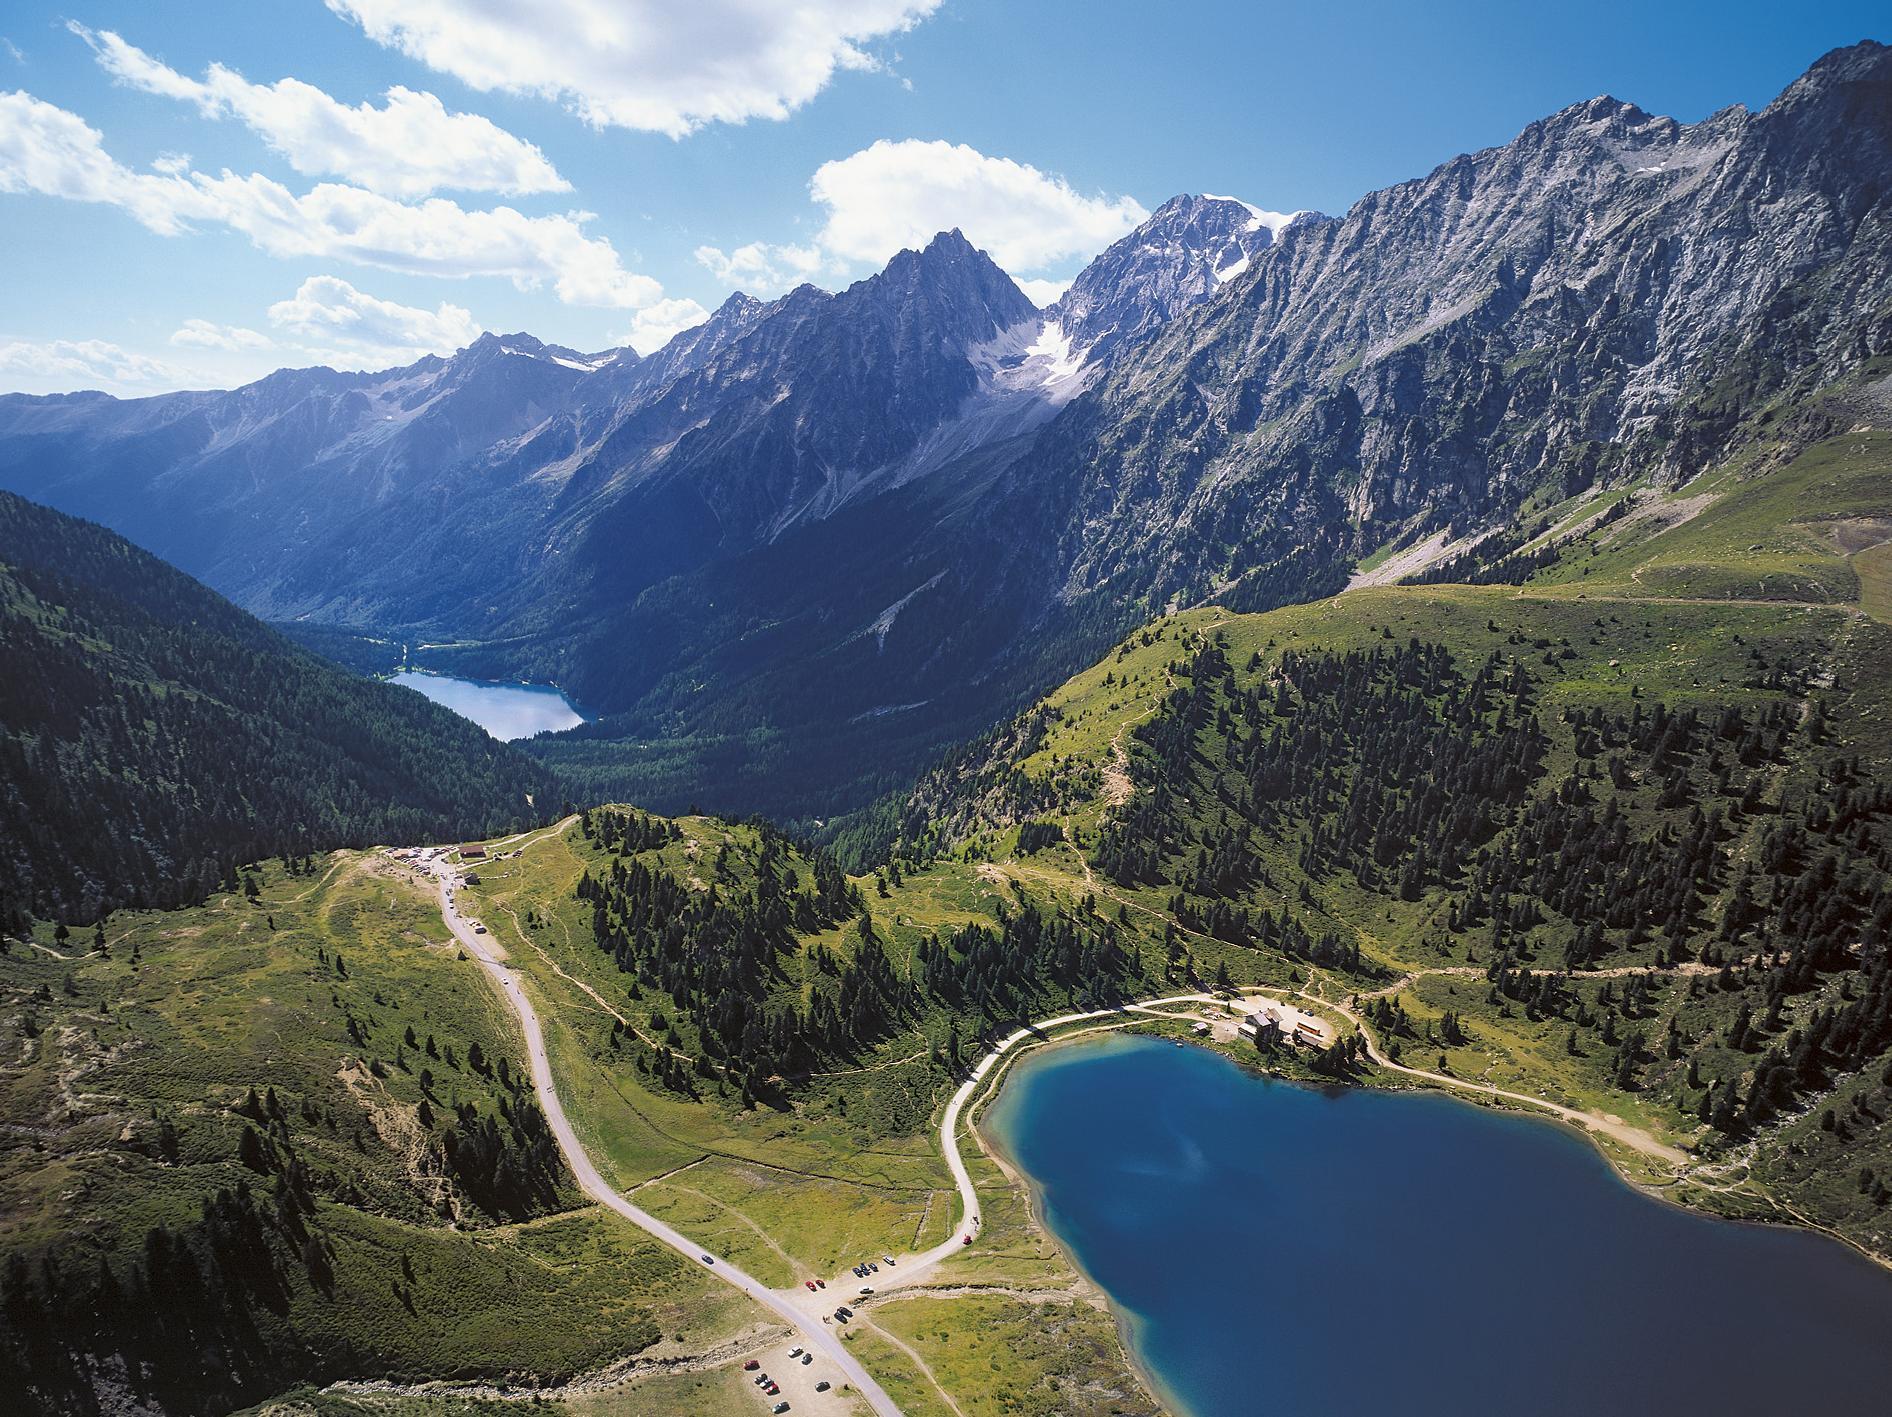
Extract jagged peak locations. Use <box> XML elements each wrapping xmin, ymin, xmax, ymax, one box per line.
<box><xmin>849</xmin><ymin>230</ymin><xmax>1033</xmax><ymax>329</ymax></box>
<box><xmin>713</xmin><ymin>291</ymin><xmax>764</xmax><ymax>318</ymax></box>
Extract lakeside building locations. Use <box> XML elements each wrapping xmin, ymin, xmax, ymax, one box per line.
<box><xmin>1237</xmin><ymin>1005</ymin><xmax>1330</xmax><ymax>1049</ymax></box>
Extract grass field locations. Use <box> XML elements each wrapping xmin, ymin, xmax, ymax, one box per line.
<box><xmin>0</xmin><ymin>853</ymin><xmax>747</xmax><ymax>1411</ymax></box>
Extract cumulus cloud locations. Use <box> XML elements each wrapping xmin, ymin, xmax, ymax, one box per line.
<box><xmin>326</xmin><ymin>0</ymin><xmax>939</xmax><ymax>137</ymax></box>
<box><xmin>617</xmin><ymin>297</ymin><xmax>712</xmax><ymax>354</ymax></box>
<box><xmin>0</xmin><ymin>90</ymin><xmax>662</xmax><ymax>308</ymax></box>
<box><xmin>267</xmin><ymin>275</ymin><xmax>481</xmax><ymax>357</ymax></box>
<box><xmin>73</xmin><ymin>25</ymin><xmax>566</xmax><ymax>199</ymax></box>
<box><xmin>1015</xmin><ymin>276</ymin><xmax>1074</xmax><ymax>308</ymax></box>
<box><xmin>694</xmin><ymin>140</ymin><xmax>1143</xmax><ymax>301</ymax></box>
<box><xmin>693</xmin><ymin>240</ymin><xmax>826</xmax><ymax>296</ymax></box>
<box><xmin>0</xmin><ymin>337</ymin><xmax>186</xmax><ymax>391</ymax></box>
<box><xmin>171</xmin><ymin>318</ymin><xmax>273</xmax><ymax>351</ymax></box>
<box><xmin>809</xmin><ymin>140</ymin><xmax>1147</xmax><ymax>272</ymax></box>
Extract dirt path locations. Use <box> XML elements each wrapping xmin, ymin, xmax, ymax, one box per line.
<box><xmin>858</xmin><ymin>1317</ymin><xmax>968</xmax><ymax>1417</ymax></box>
<box><xmin>1358</xmin><ymin>956</ymin><xmax>1745</xmax><ymax>1003</ymax></box>
<box><xmin>1302</xmin><ymin>981</ymin><xmax>1690</xmax><ymax>1167</ymax></box>
<box><xmin>658</xmin><ymin>1181</ymin><xmax>804</xmax><ymax>1279</ymax></box>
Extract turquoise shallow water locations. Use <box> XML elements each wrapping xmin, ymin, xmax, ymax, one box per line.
<box><xmin>984</xmin><ymin>1032</ymin><xmax>1892</xmax><ymax>1417</ymax></box>
<box><xmin>389</xmin><ymin>671</ymin><xmax>584</xmax><ymax>740</ymax></box>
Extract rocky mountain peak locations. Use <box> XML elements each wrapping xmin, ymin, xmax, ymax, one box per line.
<box><xmin>851</xmin><ymin>228</ymin><xmax>1037</xmax><ymax>348</ymax></box>
<box><xmin>1049</xmin><ymin>193</ymin><xmax>1312</xmax><ymax>363</ymax></box>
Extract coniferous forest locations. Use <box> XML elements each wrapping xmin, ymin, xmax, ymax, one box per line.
<box><xmin>0</xmin><ymin>493</ymin><xmax>558</xmax><ymax>930</ymax></box>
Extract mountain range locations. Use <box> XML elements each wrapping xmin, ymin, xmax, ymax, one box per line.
<box><xmin>1</xmin><ymin>41</ymin><xmax>1888</xmax><ymax>822</ymax></box>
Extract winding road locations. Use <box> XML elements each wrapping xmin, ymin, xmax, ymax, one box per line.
<box><xmin>417</xmin><ymin>850</ymin><xmax>904</xmax><ymax>1417</ymax></box>
<box><xmin>410</xmin><ymin>822</ymin><xmax>1692</xmax><ymax>1415</ymax></box>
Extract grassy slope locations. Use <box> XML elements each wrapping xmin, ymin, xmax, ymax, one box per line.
<box><xmin>441</xmin><ymin>817</ymin><xmax>1161</xmax><ymax>1414</ymax></box>
<box><xmin>0</xmin><ymin>852</ymin><xmax>743</xmax><ymax>1413</ymax></box>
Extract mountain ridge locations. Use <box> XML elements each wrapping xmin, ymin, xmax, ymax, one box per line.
<box><xmin>1</xmin><ymin>43</ymin><xmax>1888</xmax><ymax>820</ymax></box>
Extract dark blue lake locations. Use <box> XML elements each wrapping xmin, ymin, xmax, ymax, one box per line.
<box><xmin>984</xmin><ymin>1032</ymin><xmax>1892</xmax><ymax>1417</ymax></box>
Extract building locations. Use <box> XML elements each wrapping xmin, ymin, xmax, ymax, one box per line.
<box><xmin>460</xmin><ymin>844</ymin><xmax>487</xmax><ymax>859</ymax></box>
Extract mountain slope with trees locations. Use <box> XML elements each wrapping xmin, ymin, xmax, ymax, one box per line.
<box><xmin>847</xmin><ymin>387</ymin><xmax>1892</xmax><ymax>1259</ymax></box>
<box><xmin>0</xmin><ymin>491</ymin><xmax>558</xmax><ymax>929</ymax></box>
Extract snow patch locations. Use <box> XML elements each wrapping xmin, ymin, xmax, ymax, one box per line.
<box><xmin>501</xmin><ymin>346</ymin><xmax>613</xmax><ymax>373</ymax></box>
<box><xmin>1214</xmin><ymin>255</ymin><xmax>1251</xmax><ymax>284</ymax></box>
<box><xmin>1202</xmin><ymin>193</ymin><xmax>1302</xmax><ymax>237</ymax></box>
<box><xmin>968</xmin><ymin>318</ymin><xmax>1089</xmax><ymax>402</ymax></box>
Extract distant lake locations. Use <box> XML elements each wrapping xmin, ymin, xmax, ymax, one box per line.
<box><xmin>985</xmin><ymin>1033</ymin><xmax>1892</xmax><ymax>1417</ymax></box>
<box><xmin>389</xmin><ymin>671</ymin><xmax>584</xmax><ymax>741</ymax></box>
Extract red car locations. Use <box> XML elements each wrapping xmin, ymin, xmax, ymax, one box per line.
<box><xmin>744</xmin><ymin>1360</ymin><xmax>760</xmax><ymax>1371</ymax></box>
<box><xmin>804</xmin><ymin>1280</ymin><xmax>816</xmax><ymax>1291</ymax></box>
<box><xmin>962</xmin><ymin>1235</ymin><xmax>972</xmax><ymax>1245</ymax></box>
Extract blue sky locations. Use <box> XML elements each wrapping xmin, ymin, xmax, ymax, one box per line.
<box><xmin>1</xmin><ymin>0</ymin><xmax>1884</xmax><ymax>394</ymax></box>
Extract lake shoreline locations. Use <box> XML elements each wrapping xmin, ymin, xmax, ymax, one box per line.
<box><xmin>384</xmin><ymin>668</ymin><xmax>588</xmax><ymax>740</ymax></box>
<box><xmin>974</xmin><ymin>1022</ymin><xmax>1892</xmax><ymax>1417</ymax></box>
<box><xmin>971</xmin><ymin>1030</ymin><xmax>1194</xmax><ymax>1417</ymax></box>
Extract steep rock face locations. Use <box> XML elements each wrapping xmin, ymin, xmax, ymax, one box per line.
<box><xmin>1008</xmin><ymin>41</ymin><xmax>1892</xmax><ymax>615</ymax></box>
<box><xmin>566</xmin><ymin>229</ymin><xmax>1042</xmax><ymax>606</ymax></box>
<box><xmin>0</xmin><ymin>233</ymin><xmax>1059</xmax><ymax>631</ymax></box>
<box><xmin>1051</xmin><ymin>194</ymin><xmax>1310</xmax><ymax>362</ymax></box>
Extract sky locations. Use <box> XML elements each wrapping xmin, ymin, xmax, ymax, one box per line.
<box><xmin>0</xmin><ymin>0</ymin><xmax>1885</xmax><ymax>395</ymax></box>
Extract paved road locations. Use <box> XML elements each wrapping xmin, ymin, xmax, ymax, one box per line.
<box><xmin>417</xmin><ymin>851</ymin><xmax>903</xmax><ymax>1417</ymax></box>
<box><xmin>851</xmin><ymin>991</ymin><xmax>1256</xmax><ymax>1294</ymax></box>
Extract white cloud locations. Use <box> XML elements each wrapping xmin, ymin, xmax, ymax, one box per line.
<box><xmin>809</xmin><ymin>140</ymin><xmax>1147</xmax><ymax>273</ymax></box>
<box><xmin>0</xmin><ymin>90</ymin><xmax>662</xmax><ymax>308</ymax></box>
<box><xmin>693</xmin><ymin>240</ymin><xmax>826</xmax><ymax>296</ymax></box>
<box><xmin>74</xmin><ymin>25</ymin><xmax>566</xmax><ymax>199</ymax></box>
<box><xmin>326</xmin><ymin>0</ymin><xmax>939</xmax><ymax>137</ymax></box>
<box><xmin>171</xmin><ymin>318</ymin><xmax>273</xmax><ymax>351</ymax></box>
<box><xmin>693</xmin><ymin>139</ymin><xmax>1144</xmax><ymax>300</ymax></box>
<box><xmin>3</xmin><ymin>39</ymin><xmax>24</xmax><ymax>66</ymax></box>
<box><xmin>617</xmin><ymin>297</ymin><xmax>711</xmax><ymax>354</ymax></box>
<box><xmin>267</xmin><ymin>275</ymin><xmax>481</xmax><ymax>357</ymax></box>
<box><xmin>1015</xmin><ymin>276</ymin><xmax>1073</xmax><ymax>308</ymax></box>
<box><xmin>0</xmin><ymin>337</ymin><xmax>186</xmax><ymax>392</ymax></box>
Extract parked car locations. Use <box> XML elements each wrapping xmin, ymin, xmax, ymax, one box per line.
<box><xmin>744</xmin><ymin>1360</ymin><xmax>760</xmax><ymax>1371</ymax></box>
<box><xmin>800</xmin><ymin>1353</ymin><xmax>813</xmax><ymax>1365</ymax></box>
<box><xmin>773</xmin><ymin>1404</ymin><xmax>790</xmax><ymax>1414</ymax></box>
<box><xmin>816</xmin><ymin>1381</ymin><xmax>831</xmax><ymax>1392</ymax></box>
<box><xmin>789</xmin><ymin>1347</ymin><xmax>803</xmax><ymax>1359</ymax></box>
<box><xmin>804</xmin><ymin>1280</ymin><xmax>817</xmax><ymax>1291</ymax></box>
